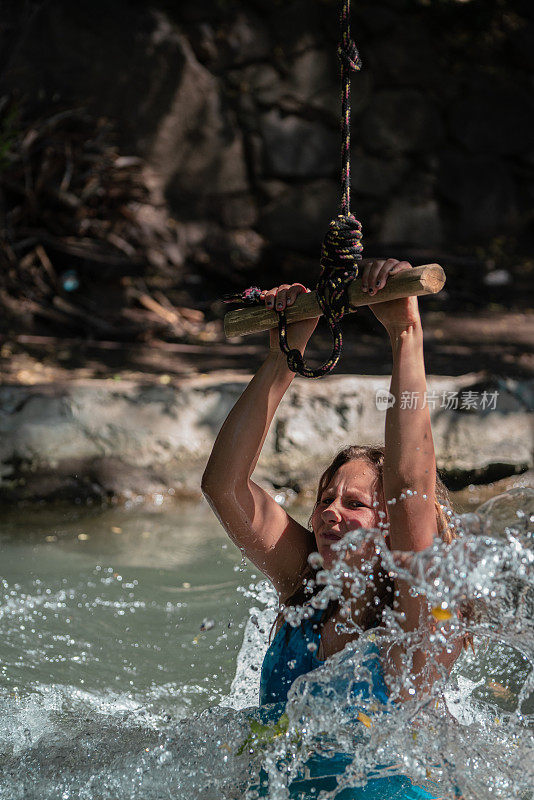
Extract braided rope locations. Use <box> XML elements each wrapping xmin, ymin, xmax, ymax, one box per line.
<box><xmin>279</xmin><ymin>0</ymin><xmax>363</xmax><ymax>378</ymax></box>
<box><xmin>222</xmin><ymin>1</ymin><xmax>363</xmax><ymax>379</ymax></box>
<box><xmin>278</xmin><ymin>214</ymin><xmax>362</xmax><ymax>377</ymax></box>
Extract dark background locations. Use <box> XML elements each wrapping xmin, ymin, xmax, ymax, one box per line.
<box><xmin>0</xmin><ymin>0</ymin><xmax>532</xmax><ymax>378</ymax></box>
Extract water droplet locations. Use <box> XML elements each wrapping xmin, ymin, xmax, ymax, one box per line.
<box><xmin>308</xmin><ymin>552</ymin><xmax>323</xmax><ymax>569</ymax></box>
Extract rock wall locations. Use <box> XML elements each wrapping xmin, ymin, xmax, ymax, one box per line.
<box><xmin>0</xmin><ymin>374</ymin><xmax>531</xmax><ymax>503</ymax></box>
<box><xmin>2</xmin><ymin>0</ymin><xmax>533</xmax><ymax>289</ymax></box>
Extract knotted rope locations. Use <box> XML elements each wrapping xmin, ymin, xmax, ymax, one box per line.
<box><xmin>224</xmin><ymin>0</ymin><xmax>363</xmax><ymax>378</ymax></box>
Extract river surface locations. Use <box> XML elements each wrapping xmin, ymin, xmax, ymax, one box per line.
<box><xmin>0</xmin><ymin>491</ymin><xmax>533</xmax><ymax>799</ymax></box>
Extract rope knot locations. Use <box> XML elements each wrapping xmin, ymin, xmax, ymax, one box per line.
<box><xmin>337</xmin><ymin>39</ymin><xmax>362</xmax><ymax>72</ymax></box>
<box><xmin>286</xmin><ymin>349</ymin><xmax>304</xmax><ymax>375</ymax></box>
<box><xmin>320</xmin><ymin>214</ymin><xmax>363</xmax><ymax>288</ymax></box>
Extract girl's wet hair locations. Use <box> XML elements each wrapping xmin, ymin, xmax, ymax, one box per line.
<box><xmin>274</xmin><ymin>444</ymin><xmax>472</xmax><ymax>647</ymax></box>
<box><xmin>310</xmin><ymin>444</ymin><xmax>454</xmax><ymax>543</ymax></box>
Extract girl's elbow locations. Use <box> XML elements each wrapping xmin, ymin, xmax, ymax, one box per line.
<box><xmin>201</xmin><ymin>469</ymin><xmax>246</xmax><ymax>505</ymax></box>
<box><xmin>201</xmin><ymin>467</ymin><xmax>218</xmax><ymax>501</ymax></box>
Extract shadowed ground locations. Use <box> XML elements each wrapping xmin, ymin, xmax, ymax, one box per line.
<box><xmin>2</xmin><ymin>309</ymin><xmax>532</xmax><ymax>385</ymax></box>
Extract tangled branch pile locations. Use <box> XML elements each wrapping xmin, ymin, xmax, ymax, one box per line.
<box><xmin>0</xmin><ymin>98</ymin><xmax>209</xmax><ymax>342</ymax></box>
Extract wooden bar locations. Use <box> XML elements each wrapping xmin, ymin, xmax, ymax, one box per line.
<box><xmin>224</xmin><ymin>263</ymin><xmax>445</xmax><ymax>338</ymax></box>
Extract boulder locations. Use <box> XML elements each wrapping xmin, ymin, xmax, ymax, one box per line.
<box><xmin>0</xmin><ymin>374</ymin><xmax>531</xmax><ymax>503</ymax></box>
<box><xmin>1</xmin><ymin>3</ymin><xmax>186</xmax><ymax>154</ymax></box>
<box><xmin>361</xmin><ymin>90</ymin><xmax>444</xmax><ymax>155</ymax></box>
<box><xmin>358</xmin><ymin>5</ymin><xmax>400</xmax><ymax>35</ymax></box>
<box><xmin>438</xmin><ymin>152</ymin><xmax>518</xmax><ymax>241</ymax></box>
<box><xmin>259</xmin><ymin>110</ymin><xmax>339</xmax><ymax>179</ymax></box>
<box><xmin>212</xmin><ymin>10</ymin><xmax>273</xmax><ymax>68</ymax></box>
<box><xmin>285</xmin><ymin>49</ymin><xmax>340</xmax><ymax>117</ymax></box>
<box><xmin>449</xmin><ymin>84</ymin><xmax>534</xmax><ymax>156</ymax></box>
<box><xmin>363</xmin><ymin>22</ymin><xmax>440</xmax><ymax>88</ymax></box>
<box><xmin>379</xmin><ymin>197</ymin><xmax>443</xmax><ymax>247</ymax></box>
<box><xmin>266</xmin><ymin>0</ymin><xmax>338</xmax><ymax>57</ymax></box>
<box><xmin>155</xmin><ymin>35</ymin><xmax>249</xmax><ymax>212</ymax></box>
<box><xmin>178</xmin><ymin>8</ymin><xmax>273</xmax><ymax>70</ymax></box>
<box><xmin>257</xmin><ymin>179</ymin><xmax>339</xmax><ymax>251</ymax></box>
<box><xmin>233</xmin><ymin>64</ymin><xmax>281</xmax><ymax>108</ymax></box>
<box><xmin>350</xmin><ymin>152</ymin><xmax>408</xmax><ymax>198</ymax></box>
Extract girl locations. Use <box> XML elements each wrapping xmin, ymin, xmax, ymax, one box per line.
<box><xmin>202</xmin><ymin>259</ymin><xmax>462</xmax><ymax>798</ymax></box>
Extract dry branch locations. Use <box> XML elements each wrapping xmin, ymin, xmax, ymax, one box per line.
<box><xmin>0</xmin><ymin>99</ymin><xmax>204</xmax><ymax>342</ymax></box>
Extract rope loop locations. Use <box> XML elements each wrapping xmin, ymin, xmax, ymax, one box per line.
<box><xmin>285</xmin><ymin>348</ymin><xmax>305</xmax><ymax>375</ymax></box>
<box><xmin>278</xmin><ymin>213</ymin><xmax>362</xmax><ymax>378</ymax></box>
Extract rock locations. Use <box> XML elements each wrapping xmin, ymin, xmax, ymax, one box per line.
<box><xmin>2</xmin><ymin>0</ymin><xmax>534</xmax><ymax>309</ymax></box>
<box><xmin>216</xmin><ymin>10</ymin><xmax>273</xmax><ymax>68</ymax></box>
<box><xmin>285</xmin><ymin>49</ymin><xmax>340</xmax><ymax>117</ymax></box>
<box><xmin>267</xmin><ymin>0</ymin><xmax>337</xmax><ymax>56</ymax></box>
<box><xmin>257</xmin><ymin>179</ymin><xmax>339</xmax><ymax>251</ymax></box>
<box><xmin>185</xmin><ymin>9</ymin><xmax>273</xmax><ymax>70</ymax></box>
<box><xmin>197</xmin><ymin>227</ymin><xmax>266</xmax><ymax>278</ymax></box>
<box><xmin>218</xmin><ymin>194</ymin><xmax>259</xmax><ymax>229</ymax></box>
<box><xmin>151</xmin><ymin>35</ymin><xmax>249</xmax><ymax>212</ymax></box>
<box><xmin>509</xmin><ymin>24</ymin><xmax>534</xmax><ymax>71</ymax></box>
<box><xmin>259</xmin><ymin>110</ymin><xmax>339</xmax><ymax>179</ymax></box>
<box><xmin>0</xmin><ymin>375</ymin><xmax>531</xmax><ymax>503</ymax></box>
<box><xmin>235</xmin><ymin>54</ymin><xmax>342</xmax><ymax>118</ymax></box>
<box><xmin>437</xmin><ymin>152</ymin><xmax>518</xmax><ymax>240</ymax></box>
<box><xmin>359</xmin><ymin>6</ymin><xmax>400</xmax><ymax>35</ymax></box>
<box><xmin>236</xmin><ymin>44</ymin><xmax>370</xmax><ymax>122</ymax></box>
<box><xmin>449</xmin><ymin>84</ymin><xmax>534</xmax><ymax>156</ymax></box>
<box><xmin>1</xmin><ymin>4</ymin><xmax>187</xmax><ymax>154</ymax></box>
<box><xmin>282</xmin><ymin>49</ymin><xmax>372</xmax><ymax>118</ymax></box>
<box><xmin>363</xmin><ymin>23</ymin><xmax>439</xmax><ymax>87</ymax></box>
<box><xmin>350</xmin><ymin>152</ymin><xmax>407</xmax><ymax>197</ymax></box>
<box><xmin>233</xmin><ymin>64</ymin><xmax>281</xmax><ymax>107</ymax></box>
<box><xmin>361</xmin><ymin>90</ymin><xmax>444</xmax><ymax>155</ymax></box>
<box><xmin>379</xmin><ymin>197</ymin><xmax>443</xmax><ymax>247</ymax></box>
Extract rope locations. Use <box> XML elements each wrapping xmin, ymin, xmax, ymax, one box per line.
<box><xmin>278</xmin><ymin>0</ymin><xmax>363</xmax><ymax>378</ymax></box>
<box><xmin>224</xmin><ymin>0</ymin><xmax>363</xmax><ymax>378</ymax></box>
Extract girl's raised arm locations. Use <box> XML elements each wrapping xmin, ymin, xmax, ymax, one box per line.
<box><xmin>201</xmin><ymin>285</ymin><xmax>318</xmax><ymax>600</ymax></box>
<box><xmin>363</xmin><ymin>259</ymin><xmax>461</xmax><ymax>692</ymax></box>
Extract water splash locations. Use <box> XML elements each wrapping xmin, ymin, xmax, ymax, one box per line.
<box><xmin>0</xmin><ymin>490</ymin><xmax>532</xmax><ymax>799</ymax></box>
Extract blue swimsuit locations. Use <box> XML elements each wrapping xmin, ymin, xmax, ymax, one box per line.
<box><xmin>258</xmin><ymin>608</ymin><xmax>437</xmax><ymax>800</ymax></box>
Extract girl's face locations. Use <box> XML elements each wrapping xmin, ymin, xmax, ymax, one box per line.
<box><xmin>310</xmin><ymin>459</ymin><xmax>385</xmax><ymax>568</ymax></box>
